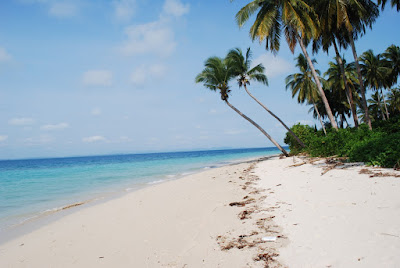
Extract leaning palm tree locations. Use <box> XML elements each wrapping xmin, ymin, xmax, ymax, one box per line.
<box><xmin>360</xmin><ymin>49</ymin><xmax>391</xmax><ymax>119</ymax></box>
<box><xmin>234</xmin><ymin>0</ymin><xmax>339</xmax><ymax>130</ymax></box>
<box><xmin>286</xmin><ymin>54</ymin><xmax>327</xmax><ymax>135</ymax></box>
<box><xmin>195</xmin><ymin>56</ymin><xmax>289</xmax><ymax>156</ymax></box>
<box><xmin>226</xmin><ymin>47</ymin><xmax>305</xmax><ymax>147</ymax></box>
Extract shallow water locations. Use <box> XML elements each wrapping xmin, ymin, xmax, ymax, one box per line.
<box><xmin>0</xmin><ymin>147</ymin><xmax>281</xmax><ymax>232</ymax></box>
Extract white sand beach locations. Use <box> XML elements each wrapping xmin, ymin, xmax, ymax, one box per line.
<box><xmin>1</xmin><ymin>156</ymin><xmax>400</xmax><ymax>267</ymax></box>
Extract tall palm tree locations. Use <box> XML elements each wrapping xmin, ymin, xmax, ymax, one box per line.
<box><xmin>383</xmin><ymin>45</ymin><xmax>400</xmax><ymax>86</ymax></box>
<box><xmin>322</xmin><ymin>75</ymin><xmax>353</xmax><ymax>128</ymax></box>
<box><xmin>344</xmin><ymin>0</ymin><xmax>379</xmax><ymax>129</ymax></box>
<box><xmin>234</xmin><ymin>0</ymin><xmax>339</xmax><ymax>130</ymax></box>
<box><xmin>226</xmin><ymin>47</ymin><xmax>306</xmax><ymax>147</ymax></box>
<box><xmin>360</xmin><ymin>49</ymin><xmax>391</xmax><ymax>119</ymax></box>
<box><xmin>286</xmin><ymin>54</ymin><xmax>327</xmax><ymax>134</ymax></box>
<box><xmin>377</xmin><ymin>0</ymin><xmax>400</xmax><ymax>11</ymax></box>
<box><xmin>310</xmin><ymin>0</ymin><xmax>360</xmax><ymax>127</ymax></box>
<box><xmin>195</xmin><ymin>56</ymin><xmax>289</xmax><ymax>156</ymax></box>
<box><xmin>324</xmin><ymin>57</ymin><xmax>360</xmax><ymax>127</ymax></box>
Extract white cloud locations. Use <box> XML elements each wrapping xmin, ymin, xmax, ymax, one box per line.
<box><xmin>91</xmin><ymin>108</ymin><xmax>102</xmax><ymax>116</ymax></box>
<box><xmin>9</xmin><ymin>117</ymin><xmax>35</xmax><ymax>126</ymax></box>
<box><xmin>163</xmin><ymin>0</ymin><xmax>189</xmax><ymax>17</ymax></box>
<box><xmin>110</xmin><ymin>136</ymin><xmax>132</xmax><ymax>143</ymax></box>
<box><xmin>0</xmin><ymin>135</ymin><xmax>8</xmax><ymax>142</ymax></box>
<box><xmin>130</xmin><ymin>68</ymin><xmax>146</xmax><ymax>85</ymax></box>
<box><xmin>120</xmin><ymin>21</ymin><xmax>176</xmax><ymax>57</ymax></box>
<box><xmin>82</xmin><ymin>70</ymin><xmax>113</xmax><ymax>87</ymax></box>
<box><xmin>23</xmin><ymin>135</ymin><xmax>54</xmax><ymax>145</ymax></box>
<box><xmin>82</xmin><ymin>135</ymin><xmax>107</xmax><ymax>143</ymax></box>
<box><xmin>48</xmin><ymin>2</ymin><xmax>77</xmax><ymax>18</ymax></box>
<box><xmin>208</xmin><ymin>109</ymin><xmax>217</xmax><ymax>114</ymax></box>
<box><xmin>130</xmin><ymin>63</ymin><xmax>167</xmax><ymax>85</ymax></box>
<box><xmin>21</xmin><ymin>0</ymin><xmax>79</xmax><ymax>18</ymax></box>
<box><xmin>113</xmin><ymin>0</ymin><xmax>136</xmax><ymax>21</ymax></box>
<box><xmin>252</xmin><ymin>54</ymin><xmax>294</xmax><ymax>78</ymax></box>
<box><xmin>40</xmin><ymin>122</ymin><xmax>69</xmax><ymax>130</ymax></box>
<box><xmin>0</xmin><ymin>47</ymin><xmax>12</xmax><ymax>62</ymax></box>
<box><xmin>224</xmin><ymin>129</ymin><xmax>246</xmax><ymax>135</ymax></box>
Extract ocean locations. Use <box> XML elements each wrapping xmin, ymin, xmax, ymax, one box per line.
<box><xmin>0</xmin><ymin>147</ymin><xmax>281</xmax><ymax>235</ymax></box>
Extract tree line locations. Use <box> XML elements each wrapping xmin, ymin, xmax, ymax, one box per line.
<box><xmin>195</xmin><ymin>0</ymin><xmax>400</xmax><ymax>163</ymax></box>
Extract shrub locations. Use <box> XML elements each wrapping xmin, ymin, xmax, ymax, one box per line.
<box><xmin>285</xmin><ymin>119</ymin><xmax>400</xmax><ymax>169</ymax></box>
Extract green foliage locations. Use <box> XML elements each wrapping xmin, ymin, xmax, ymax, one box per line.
<box><xmin>285</xmin><ymin>116</ymin><xmax>400</xmax><ymax>168</ymax></box>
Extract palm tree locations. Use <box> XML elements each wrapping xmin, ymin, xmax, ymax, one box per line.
<box><xmin>377</xmin><ymin>0</ymin><xmax>400</xmax><ymax>11</ymax></box>
<box><xmin>226</xmin><ymin>47</ymin><xmax>306</xmax><ymax>147</ymax></box>
<box><xmin>360</xmin><ymin>49</ymin><xmax>391</xmax><ymax>119</ymax></box>
<box><xmin>324</xmin><ymin>57</ymin><xmax>360</xmax><ymax>127</ymax></box>
<box><xmin>310</xmin><ymin>0</ymin><xmax>360</xmax><ymax>127</ymax></box>
<box><xmin>234</xmin><ymin>0</ymin><xmax>339</xmax><ymax>130</ymax></box>
<box><xmin>286</xmin><ymin>54</ymin><xmax>327</xmax><ymax>134</ymax></box>
<box><xmin>387</xmin><ymin>87</ymin><xmax>400</xmax><ymax>115</ymax></box>
<box><xmin>344</xmin><ymin>0</ymin><xmax>379</xmax><ymax>129</ymax></box>
<box><xmin>361</xmin><ymin>92</ymin><xmax>386</xmax><ymax>121</ymax></box>
<box><xmin>383</xmin><ymin>45</ymin><xmax>400</xmax><ymax>87</ymax></box>
<box><xmin>195</xmin><ymin>56</ymin><xmax>289</xmax><ymax>156</ymax></box>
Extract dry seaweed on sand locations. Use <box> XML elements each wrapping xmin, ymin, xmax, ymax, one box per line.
<box><xmin>253</xmin><ymin>252</ymin><xmax>280</xmax><ymax>267</ymax></box>
<box><xmin>359</xmin><ymin>168</ymin><xmax>400</xmax><ymax>178</ymax></box>
<box><xmin>229</xmin><ymin>198</ymin><xmax>255</xmax><ymax>207</ymax></box>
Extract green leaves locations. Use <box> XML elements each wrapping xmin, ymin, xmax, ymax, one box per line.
<box><xmin>285</xmin><ymin>116</ymin><xmax>400</xmax><ymax>168</ymax></box>
<box><xmin>195</xmin><ymin>57</ymin><xmax>233</xmax><ymax>100</ymax></box>
<box><xmin>236</xmin><ymin>0</ymin><xmax>320</xmax><ymax>54</ymax></box>
<box><xmin>226</xmin><ymin>47</ymin><xmax>268</xmax><ymax>88</ymax></box>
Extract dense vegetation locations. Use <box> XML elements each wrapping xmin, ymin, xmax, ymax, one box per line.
<box><xmin>284</xmin><ymin>115</ymin><xmax>400</xmax><ymax>168</ymax></box>
<box><xmin>197</xmin><ymin>0</ymin><xmax>399</xmax><ymax>169</ymax></box>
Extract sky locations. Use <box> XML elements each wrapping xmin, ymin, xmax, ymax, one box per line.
<box><xmin>0</xmin><ymin>0</ymin><xmax>399</xmax><ymax>160</ymax></box>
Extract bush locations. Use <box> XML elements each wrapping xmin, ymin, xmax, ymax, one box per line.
<box><xmin>285</xmin><ymin>119</ymin><xmax>400</xmax><ymax>169</ymax></box>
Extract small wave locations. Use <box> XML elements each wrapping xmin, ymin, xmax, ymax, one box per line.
<box><xmin>166</xmin><ymin>174</ymin><xmax>176</xmax><ymax>178</ymax></box>
<box><xmin>203</xmin><ymin>165</ymin><xmax>217</xmax><ymax>169</ymax></box>
<box><xmin>180</xmin><ymin>172</ymin><xmax>194</xmax><ymax>176</ymax></box>
<box><xmin>147</xmin><ymin>179</ymin><xmax>164</xmax><ymax>185</ymax></box>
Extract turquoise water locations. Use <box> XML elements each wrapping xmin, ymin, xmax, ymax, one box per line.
<box><xmin>0</xmin><ymin>147</ymin><xmax>280</xmax><ymax>232</ymax></box>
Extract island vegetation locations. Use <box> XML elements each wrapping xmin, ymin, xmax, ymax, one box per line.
<box><xmin>196</xmin><ymin>0</ymin><xmax>400</xmax><ymax>169</ymax></box>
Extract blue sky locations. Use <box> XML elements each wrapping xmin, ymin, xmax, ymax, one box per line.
<box><xmin>0</xmin><ymin>0</ymin><xmax>399</xmax><ymax>159</ymax></box>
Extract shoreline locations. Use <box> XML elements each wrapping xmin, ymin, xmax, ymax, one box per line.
<box><xmin>1</xmin><ymin>155</ymin><xmax>399</xmax><ymax>267</ymax></box>
<box><xmin>0</xmin><ymin>156</ymin><xmax>274</xmax><ymax>267</ymax></box>
<box><xmin>0</xmin><ymin>154</ymin><xmax>275</xmax><ymax>246</ymax></box>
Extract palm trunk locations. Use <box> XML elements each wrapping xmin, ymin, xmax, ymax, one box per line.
<box><xmin>313</xmin><ymin>101</ymin><xmax>327</xmax><ymax>135</ymax></box>
<box><xmin>225</xmin><ymin>100</ymin><xmax>289</xmax><ymax>156</ymax></box>
<box><xmin>333</xmin><ymin>39</ymin><xmax>359</xmax><ymax>128</ymax></box>
<box><xmin>376</xmin><ymin>90</ymin><xmax>387</xmax><ymax>120</ymax></box>
<box><xmin>243</xmin><ymin>85</ymin><xmax>306</xmax><ymax>148</ymax></box>
<box><xmin>348</xmin><ymin>32</ymin><xmax>372</xmax><ymax>130</ymax></box>
<box><xmin>296</xmin><ymin>33</ymin><xmax>338</xmax><ymax>130</ymax></box>
<box><xmin>381</xmin><ymin>89</ymin><xmax>390</xmax><ymax>119</ymax></box>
